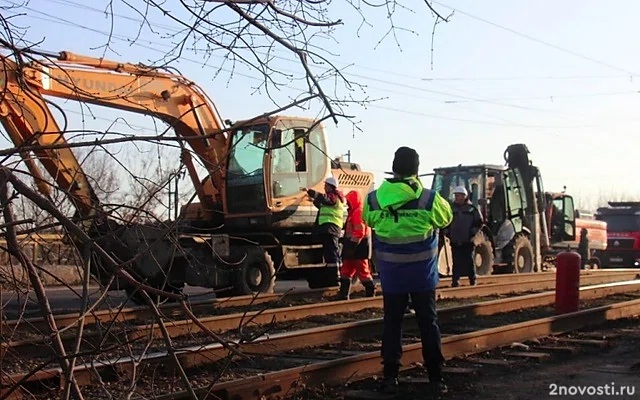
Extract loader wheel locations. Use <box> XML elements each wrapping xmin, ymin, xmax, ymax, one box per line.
<box><xmin>473</xmin><ymin>232</ymin><xmax>494</xmax><ymax>276</ymax></box>
<box><xmin>231</xmin><ymin>246</ymin><xmax>276</xmax><ymax>296</ymax></box>
<box><xmin>511</xmin><ymin>234</ymin><xmax>534</xmax><ymax>274</ymax></box>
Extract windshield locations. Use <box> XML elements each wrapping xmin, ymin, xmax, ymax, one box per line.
<box><xmin>227</xmin><ymin>124</ymin><xmax>269</xmax><ymax>185</ymax></box>
<box><xmin>431</xmin><ymin>170</ymin><xmax>484</xmax><ymax>202</ymax></box>
<box><xmin>596</xmin><ymin>215</ymin><xmax>640</xmax><ymax>233</ymax></box>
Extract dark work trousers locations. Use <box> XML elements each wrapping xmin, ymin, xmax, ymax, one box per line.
<box><xmin>381</xmin><ymin>291</ymin><xmax>444</xmax><ymax>380</ymax></box>
<box><xmin>321</xmin><ymin>233</ymin><xmax>341</xmax><ymax>272</ymax></box>
<box><xmin>451</xmin><ymin>243</ymin><xmax>476</xmax><ymax>286</ymax></box>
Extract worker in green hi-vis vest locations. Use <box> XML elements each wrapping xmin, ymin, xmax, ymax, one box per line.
<box><xmin>304</xmin><ymin>176</ymin><xmax>345</xmax><ymax>286</ymax></box>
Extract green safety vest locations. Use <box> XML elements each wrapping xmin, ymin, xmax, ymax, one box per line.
<box><xmin>363</xmin><ymin>177</ymin><xmax>453</xmax><ymax>254</ymax></box>
<box><xmin>318</xmin><ymin>197</ymin><xmax>345</xmax><ymax>228</ymax></box>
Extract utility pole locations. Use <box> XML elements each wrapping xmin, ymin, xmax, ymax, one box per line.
<box><xmin>168</xmin><ymin>174</ymin><xmax>180</xmax><ymax>220</ymax></box>
<box><xmin>174</xmin><ymin>175</ymin><xmax>179</xmax><ymax>220</ymax></box>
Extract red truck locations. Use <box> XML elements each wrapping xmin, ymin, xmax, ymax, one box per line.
<box><xmin>594</xmin><ymin>202</ymin><xmax>640</xmax><ymax>268</ymax></box>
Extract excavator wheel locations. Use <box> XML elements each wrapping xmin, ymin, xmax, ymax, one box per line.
<box><xmin>510</xmin><ymin>234</ymin><xmax>534</xmax><ymax>274</ymax></box>
<box><xmin>473</xmin><ymin>232</ymin><xmax>494</xmax><ymax>276</ymax></box>
<box><xmin>230</xmin><ymin>246</ymin><xmax>276</xmax><ymax>296</ymax></box>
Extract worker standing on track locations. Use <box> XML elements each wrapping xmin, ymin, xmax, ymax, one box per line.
<box><xmin>338</xmin><ymin>190</ymin><xmax>376</xmax><ymax>300</ymax></box>
<box><xmin>445</xmin><ymin>186</ymin><xmax>483</xmax><ymax>287</ymax></box>
<box><xmin>362</xmin><ymin>146</ymin><xmax>453</xmax><ymax>396</ymax></box>
<box><xmin>578</xmin><ymin>227</ymin><xmax>590</xmax><ymax>269</ymax></box>
<box><xmin>305</xmin><ymin>177</ymin><xmax>345</xmax><ymax>282</ymax></box>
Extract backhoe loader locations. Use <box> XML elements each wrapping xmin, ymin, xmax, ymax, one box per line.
<box><xmin>431</xmin><ymin>144</ymin><xmax>607</xmax><ymax>276</ymax></box>
<box><xmin>0</xmin><ymin>48</ymin><xmax>374</xmax><ymax>301</ymax></box>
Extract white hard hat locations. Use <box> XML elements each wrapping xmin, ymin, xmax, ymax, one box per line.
<box><xmin>453</xmin><ymin>186</ymin><xmax>468</xmax><ymax>196</ymax></box>
<box><xmin>325</xmin><ymin>176</ymin><xmax>339</xmax><ymax>188</ymax></box>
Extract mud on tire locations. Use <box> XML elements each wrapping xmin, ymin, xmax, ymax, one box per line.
<box><xmin>230</xmin><ymin>246</ymin><xmax>276</xmax><ymax>296</ymax></box>
<box><xmin>473</xmin><ymin>232</ymin><xmax>495</xmax><ymax>276</ymax></box>
<box><xmin>510</xmin><ymin>234</ymin><xmax>534</xmax><ymax>273</ymax></box>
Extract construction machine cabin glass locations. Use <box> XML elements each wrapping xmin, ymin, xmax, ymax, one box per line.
<box><xmin>550</xmin><ymin>195</ymin><xmax>577</xmax><ymax>242</ymax></box>
<box><xmin>269</xmin><ymin>118</ymin><xmax>330</xmax><ymax>228</ymax></box>
<box><xmin>431</xmin><ymin>168</ymin><xmax>485</xmax><ymax>205</ymax></box>
<box><xmin>226</xmin><ymin>124</ymin><xmax>270</xmax><ymax>216</ymax></box>
<box><xmin>225</xmin><ymin>118</ymin><xmax>330</xmax><ymax>228</ymax></box>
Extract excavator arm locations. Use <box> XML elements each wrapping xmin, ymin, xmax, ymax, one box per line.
<box><xmin>0</xmin><ymin>61</ymin><xmax>102</xmax><ymax>223</ymax></box>
<box><xmin>0</xmin><ymin>49</ymin><xmax>229</xmax><ymax>221</ymax></box>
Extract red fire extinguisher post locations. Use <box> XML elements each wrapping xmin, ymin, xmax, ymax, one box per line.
<box><xmin>555</xmin><ymin>251</ymin><xmax>581</xmax><ymax>314</ymax></box>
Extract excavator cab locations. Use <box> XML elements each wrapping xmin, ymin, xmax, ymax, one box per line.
<box><xmin>224</xmin><ymin>116</ymin><xmax>332</xmax><ymax>231</ymax></box>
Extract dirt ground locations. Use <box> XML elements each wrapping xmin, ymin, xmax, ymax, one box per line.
<box><xmin>441</xmin><ymin>331</ymin><xmax>640</xmax><ymax>400</ymax></box>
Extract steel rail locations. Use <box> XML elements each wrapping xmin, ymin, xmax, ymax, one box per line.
<box><xmin>3</xmin><ymin>270</ymin><xmax>639</xmax><ymax>361</ymax></box>
<box><xmin>4</xmin><ymin>279</ymin><xmax>640</xmax><ymax>395</ymax></box>
<box><xmin>152</xmin><ymin>296</ymin><xmax>640</xmax><ymax>400</ymax></box>
<box><xmin>125</xmin><ymin>270</ymin><xmax>640</xmax><ymax>341</ymax></box>
<box><xmin>3</xmin><ymin>269</ymin><xmax>635</xmax><ymax>333</ymax></box>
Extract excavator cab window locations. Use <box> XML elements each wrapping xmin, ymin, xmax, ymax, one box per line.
<box><xmin>226</xmin><ymin>124</ymin><xmax>269</xmax><ymax>214</ymax></box>
<box><xmin>227</xmin><ymin>125</ymin><xmax>269</xmax><ymax>180</ymax></box>
<box><xmin>269</xmin><ymin>121</ymin><xmax>329</xmax><ymax>200</ymax></box>
<box><xmin>271</xmin><ymin>128</ymin><xmax>307</xmax><ymax>174</ymax></box>
<box><xmin>270</xmin><ymin>126</ymin><xmax>309</xmax><ymax>198</ymax></box>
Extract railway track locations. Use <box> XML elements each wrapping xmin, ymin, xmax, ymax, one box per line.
<box><xmin>384</xmin><ymin>321</ymin><xmax>640</xmax><ymax>400</ymax></box>
<box><xmin>3</xmin><ymin>280</ymin><xmax>640</xmax><ymax>399</ymax></box>
<box><xmin>3</xmin><ymin>269</ymin><xmax>638</xmax><ymax>363</ymax></box>
<box><xmin>149</xmin><ymin>294</ymin><xmax>640</xmax><ymax>400</ymax></box>
<box><xmin>4</xmin><ymin>269</ymin><xmax>637</xmax><ymax>334</ymax></box>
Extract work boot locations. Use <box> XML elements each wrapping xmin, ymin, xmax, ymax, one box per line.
<box><xmin>337</xmin><ymin>277</ymin><xmax>351</xmax><ymax>300</ymax></box>
<box><xmin>427</xmin><ymin>365</ymin><xmax>447</xmax><ymax>396</ymax></box>
<box><xmin>376</xmin><ymin>377</ymin><xmax>399</xmax><ymax>395</ymax></box>
<box><xmin>428</xmin><ymin>378</ymin><xmax>448</xmax><ymax>397</ymax></box>
<box><xmin>363</xmin><ymin>279</ymin><xmax>376</xmax><ymax>297</ymax></box>
<box><xmin>377</xmin><ymin>363</ymin><xmax>399</xmax><ymax>394</ymax></box>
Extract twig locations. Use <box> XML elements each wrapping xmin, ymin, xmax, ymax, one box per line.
<box><xmin>0</xmin><ymin>180</ymin><xmax>85</xmax><ymax>400</ymax></box>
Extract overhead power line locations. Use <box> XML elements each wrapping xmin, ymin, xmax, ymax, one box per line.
<box><xmin>432</xmin><ymin>1</ymin><xmax>637</xmax><ymax>76</ymax></box>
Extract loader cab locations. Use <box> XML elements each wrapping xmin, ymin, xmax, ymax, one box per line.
<box><xmin>431</xmin><ymin>165</ymin><xmax>509</xmax><ymax>231</ymax></box>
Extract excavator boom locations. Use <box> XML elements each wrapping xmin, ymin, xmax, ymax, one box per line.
<box><xmin>0</xmin><ymin>50</ymin><xmax>229</xmax><ymax>217</ymax></box>
<box><xmin>0</xmin><ymin>55</ymin><xmax>99</xmax><ymax>217</ymax></box>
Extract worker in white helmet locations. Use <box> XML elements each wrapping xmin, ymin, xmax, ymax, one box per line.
<box><xmin>443</xmin><ymin>185</ymin><xmax>483</xmax><ymax>287</ymax></box>
<box><xmin>303</xmin><ymin>176</ymin><xmax>346</xmax><ymax>287</ymax></box>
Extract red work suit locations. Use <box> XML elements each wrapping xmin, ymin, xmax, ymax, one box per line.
<box><xmin>340</xmin><ymin>190</ymin><xmax>373</xmax><ymax>282</ymax></box>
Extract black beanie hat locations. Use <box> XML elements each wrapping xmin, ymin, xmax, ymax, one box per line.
<box><xmin>392</xmin><ymin>146</ymin><xmax>420</xmax><ymax>176</ymax></box>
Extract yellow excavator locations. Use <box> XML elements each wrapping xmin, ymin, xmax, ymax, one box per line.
<box><xmin>0</xmin><ymin>48</ymin><xmax>374</xmax><ymax>301</ymax></box>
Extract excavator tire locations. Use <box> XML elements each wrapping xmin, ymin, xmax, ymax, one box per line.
<box><xmin>473</xmin><ymin>232</ymin><xmax>494</xmax><ymax>276</ymax></box>
<box><xmin>510</xmin><ymin>234</ymin><xmax>534</xmax><ymax>274</ymax></box>
<box><xmin>229</xmin><ymin>246</ymin><xmax>276</xmax><ymax>296</ymax></box>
